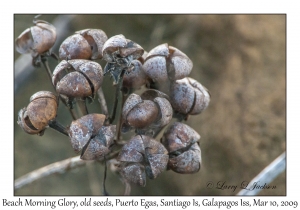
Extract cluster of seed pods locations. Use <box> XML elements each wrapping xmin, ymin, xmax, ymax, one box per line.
<box><xmin>15</xmin><ymin>17</ymin><xmax>211</xmax><ymax>189</ymax></box>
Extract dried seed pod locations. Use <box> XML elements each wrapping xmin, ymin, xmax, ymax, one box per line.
<box><xmin>161</xmin><ymin>122</ymin><xmax>201</xmax><ymax>174</ymax></box>
<box><xmin>170</xmin><ymin>77</ymin><xmax>210</xmax><ymax>115</ymax></box>
<box><xmin>68</xmin><ymin>113</ymin><xmax>116</xmax><ymax>160</ymax></box>
<box><xmin>102</xmin><ymin>34</ymin><xmax>144</xmax><ymax>83</ymax></box>
<box><xmin>59</xmin><ymin>29</ymin><xmax>108</xmax><ymax>60</ymax></box>
<box><xmin>52</xmin><ymin>59</ymin><xmax>103</xmax><ymax>99</ymax></box>
<box><xmin>126</xmin><ymin>100</ymin><xmax>159</xmax><ymax>129</ymax></box>
<box><xmin>118</xmin><ymin>135</ymin><xmax>168</xmax><ymax>186</ymax></box>
<box><xmin>143</xmin><ymin>43</ymin><xmax>193</xmax><ymax>82</ymax></box>
<box><xmin>121</xmin><ymin>90</ymin><xmax>172</xmax><ymax>133</ymax></box>
<box><xmin>15</xmin><ymin>19</ymin><xmax>56</xmax><ymax>57</ymax></box>
<box><xmin>122</xmin><ymin>59</ymin><xmax>148</xmax><ymax>90</ymax></box>
<box><xmin>17</xmin><ymin>91</ymin><xmax>58</xmax><ymax>135</ymax></box>
<box><xmin>140</xmin><ymin>89</ymin><xmax>172</xmax><ymax>129</ymax></box>
<box><xmin>102</xmin><ymin>34</ymin><xmax>144</xmax><ymax>63</ymax></box>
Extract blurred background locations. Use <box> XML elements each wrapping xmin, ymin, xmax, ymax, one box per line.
<box><xmin>14</xmin><ymin>14</ymin><xmax>286</xmax><ymax>196</ymax></box>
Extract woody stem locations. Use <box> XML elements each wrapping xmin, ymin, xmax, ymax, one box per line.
<box><xmin>48</xmin><ymin>120</ymin><xmax>68</xmax><ymax>136</ymax></box>
<box><xmin>109</xmin><ymin>68</ymin><xmax>126</xmax><ymax>124</ymax></box>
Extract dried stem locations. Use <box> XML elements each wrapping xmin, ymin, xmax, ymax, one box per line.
<box><xmin>14</xmin><ymin>156</ymin><xmax>85</xmax><ymax>190</ymax></box>
<box><xmin>48</xmin><ymin>120</ymin><xmax>68</xmax><ymax>136</ymax></box>
<box><xmin>124</xmin><ymin>181</ymin><xmax>131</xmax><ymax>196</ymax></box>
<box><xmin>237</xmin><ymin>152</ymin><xmax>286</xmax><ymax>196</ymax></box>
<box><xmin>102</xmin><ymin>157</ymin><xmax>109</xmax><ymax>196</ymax></box>
<box><xmin>41</xmin><ymin>56</ymin><xmax>53</xmax><ymax>83</ymax></box>
<box><xmin>14</xmin><ymin>151</ymin><xmax>120</xmax><ymax>190</ymax></box>
<box><xmin>117</xmin><ymin>92</ymin><xmax>126</xmax><ymax>141</ymax></box>
<box><xmin>109</xmin><ymin>68</ymin><xmax>126</xmax><ymax>124</ymax></box>
<box><xmin>50</xmin><ymin>52</ymin><xmax>59</xmax><ymax>61</ymax></box>
<box><xmin>97</xmin><ymin>87</ymin><xmax>109</xmax><ymax>117</ymax></box>
<box><xmin>77</xmin><ymin>98</ymin><xmax>88</xmax><ymax>116</ymax></box>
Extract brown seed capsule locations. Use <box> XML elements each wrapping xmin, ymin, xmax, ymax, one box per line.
<box><xmin>15</xmin><ymin>19</ymin><xmax>56</xmax><ymax>57</ymax></box>
<box><xmin>52</xmin><ymin>59</ymin><xmax>103</xmax><ymax>98</ymax></box>
<box><xmin>126</xmin><ymin>100</ymin><xmax>159</xmax><ymax>129</ymax></box>
<box><xmin>121</xmin><ymin>90</ymin><xmax>173</xmax><ymax>133</ymax></box>
<box><xmin>140</xmin><ymin>89</ymin><xmax>172</xmax><ymax>129</ymax></box>
<box><xmin>68</xmin><ymin>113</ymin><xmax>115</xmax><ymax>160</ymax></box>
<box><xmin>122</xmin><ymin>59</ymin><xmax>148</xmax><ymax>90</ymax></box>
<box><xmin>118</xmin><ymin>135</ymin><xmax>169</xmax><ymax>186</ymax></box>
<box><xmin>143</xmin><ymin>43</ymin><xmax>193</xmax><ymax>82</ymax></box>
<box><xmin>102</xmin><ymin>34</ymin><xmax>144</xmax><ymax>63</ymax></box>
<box><xmin>161</xmin><ymin>122</ymin><xmax>201</xmax><ymax>174</ymax></box>
<box><xmin>170</xmin><ymin>77</ymin><xmax>210</xmax><ymax>115</ymax></box>
<box><xmin>59</xmin><ymin>29</ymin><xmax>108</xmax><ymax>60</ymax></box>
<box><xmin>17</xmin><ymin>91</ymin><xmax>58</xmax><ymax>135</ymax></box>
<box><xmin>102</xmin><ymin>35</ymin><xmax>144</xmax><ymax>83</ymax></box>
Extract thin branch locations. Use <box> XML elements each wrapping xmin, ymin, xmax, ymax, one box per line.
<box><xmin>237</xmin><ymin>152</ymin><xmax>286</xmax><ymax>196</ymax></box>
<box><xmin>124</xmin><ymin>181</ymin><xmax>131</xmax><ymax>196</ymax></box>
<box><xmin>97</xmin><ymin>87</ymin><xmax>109</xmax><ymax>117</ymax></box>
<box><xmin>117</xmin><ymin>92</ymin><xmax>126</xmax><ymax>141</ymax></box>
<box><xmin>77</xmin><ymin>98</ymin><xmax>88</xmax><ymax>116</ymax></box>
<box><xmin>109</xmin><ymin>69</ymin><xmax>126</xmax><ymax>124</ymax></box>
<box><xmin>102</xmin><ymin>157</ymin><xmax>109</xmax><ymax>196</ymax></box>
<box><xmin>14</xmin><ymin>150</ymin><xmax>120</xmax><ymax>190</ymax></box>
<box><xmin>48</xmin><ymin>120</ymin><xmax>68</xmax><ymax>136</ymax></box>
<box><xmin>41</xmin><ymin>57</ymin><xmax>54</xmax><ymax>85</ymax></box>
<box><xmin>14</xmin><ymin>156</ymin><xmax>86</xmax><ymax>190</ymax></box>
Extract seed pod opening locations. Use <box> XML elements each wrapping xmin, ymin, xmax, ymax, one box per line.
<box><xmin>81</xmin><ymin>124</ymin><xmax>116</xmax><ymax>160</ymax></box>
<box><xmin>76</xmin><ymin>29</ymin><xmax>108</xmax><ymax>60</ymax></box>
<box><xmin>16</xmin><ymin>19</ymin><xmax>56</xmax><ymax>57</ymax></box>
<box><xmin>143</xmin><ymin>43</ymin><xmax>192</xmax><ymax>82</ymax></box>
<box><xmin>68</xmin><ymin>113</ymin><xmax>115</xmax><ymax>160</ymax></box>
<box><xmin>126</xmin><ymin>100</ymin><xmax>159</xmax><ymax>129</ymax></box>
<box><xmin>52</xmin><ymin>59</ymin><xmax>103</xmax><ymax>99</ymax></box>
<box><xmin>59</xmin><ymin>29</ymin><xmax>108</xmax><ymax>60</ymax></box>
<box><xmin>17</xmin><ymin>91</ymin><xmax>58</xmax><ymax>135</ymax></box>
<box><xmin>170</xmin><ymin>77</ymin><xmax>210</xmax><ymax>115</ymax></box>
<box><xmin>102</xmin><ymin>35</ymin><xmax>144</xmax><ymax>83</ymax></box>
<box><xmin>122</xmin><ymin>59</ymin><xmax>148</xmax><ymax>90</ymax></box>
<box><xmin>121</xmin><ymin>90</ymin><xmax>173</xmax><ymax>134</ymax></box>
<box><xmin>68</xmin><ymin>113</ymin><xmax>105</xmax><ymax>152</ymax></box>
<box><xmin>18</xmin><ymin>108</ymin><xmax>43</xmax><ymax>135</ymax></box>
<box><xmin>161</xmin><ymin>122</ymin><xmax>201</xmax><ymax>174</ymax></box>
<box><xmin>102</xmin><ymin>34</ymin><xmax>144</xmax><ymax>63</ymax></box>
<box><xmin>118</xmin><ymin>135</ymin><xmax>168</xmax><ymax>186</ymax></box>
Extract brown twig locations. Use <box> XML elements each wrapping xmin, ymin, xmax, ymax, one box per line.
<box><xmin>97</xmin><ymin>87</ymin><xmax>109</xmax><ymax>117</ymax></box>
<box><xmin>109</xmin><ymin>69</ymin><xmax>126</xmax><ymax>124</ymax></box>
<box><xmin>48</xmin><ymin>120</ymin><xmax>68</xmax><ymax>136</ymax></box>
<box><xmin>117</xmin><ymin>92</ymin><xmax>127</xmax><ymax>141</ymax></box>
<box><xmin>77</xmin><ymin>98</ymin><xmax>88</xmax><ymax>116</ymax></box>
